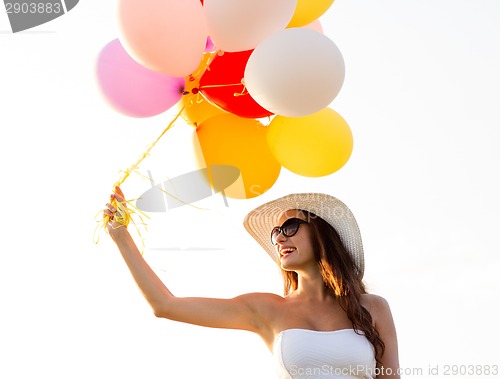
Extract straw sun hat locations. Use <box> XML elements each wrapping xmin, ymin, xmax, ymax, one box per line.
<box><xmin>243</xmin><ymin>193</ymin><xmax>365</xmax><ymax>276</ymax></box>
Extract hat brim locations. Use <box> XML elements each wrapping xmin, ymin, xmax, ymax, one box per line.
<box><xmin>243</xmin><ymin>193</ymin><xmax>364</xmax><ymax>276</ymax></box>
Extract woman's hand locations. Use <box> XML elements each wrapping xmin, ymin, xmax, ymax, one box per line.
<box><xmin>104</xmin><ymin>186</ymin><xmax>129</xmax><ymax>239</ymax></box>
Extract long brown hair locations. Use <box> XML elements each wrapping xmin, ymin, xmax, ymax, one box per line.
<box><xmin>281</xmin><ymin>210</ymin><xmax>385</xmax><ymax>364</ymax></box>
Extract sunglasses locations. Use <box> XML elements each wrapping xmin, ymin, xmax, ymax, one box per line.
<box><xmin>271</xmin><ymin>218</ymin><xmax>308</xmax><ymax>245</ymax></box>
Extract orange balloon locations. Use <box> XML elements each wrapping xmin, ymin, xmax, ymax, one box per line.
<box><xmin>196</xmin><ymin>114</ymin><xmax>281</xmax><ymax>199</ymax></box>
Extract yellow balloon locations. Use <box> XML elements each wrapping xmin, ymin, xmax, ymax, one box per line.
<box><xmin>267</xmin><ymin>108</ymin><xmax>353</xmax><ymax>177</ymax></box>
<box><xmin>196</xmin><ymin>114</ymin><xmax>281</xmax><ymax>199</ymax></box>
<box><xmin>287</xmin><ymin>0</ymin><xmax>335</xmax><ymax>28</ymax></box>
<box><xmin>179</xmin><ymin>93</ymin><xmax>227</xmax><ymax>127</ymax></box>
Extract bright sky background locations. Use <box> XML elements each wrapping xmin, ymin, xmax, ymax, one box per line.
<box><xmin>1</xmin><ymin>1</ymin><xmax>500</xmax><ymax>378</ymax></box>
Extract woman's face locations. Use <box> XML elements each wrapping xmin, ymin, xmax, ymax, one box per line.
<box><xmin>274</xmin><ymin>210</ymin><xmax>316</xmax><ymax>272</ymax></box>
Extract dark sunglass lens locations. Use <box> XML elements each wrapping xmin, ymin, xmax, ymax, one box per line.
<box><xmin>282</xmin><ymin>219</ymin><xmax>300</xmax><ymax>237</ymax></box>
<box><xmin>271</xmin><ymin>218</ymin><xmax>304</xmax><ymax>245</ymax></box>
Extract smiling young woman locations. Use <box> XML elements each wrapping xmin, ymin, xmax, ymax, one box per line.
<box><xmin>105</xmin><ymin>190</ymin><xmax>400</xmax><ymax>378</ymax></box>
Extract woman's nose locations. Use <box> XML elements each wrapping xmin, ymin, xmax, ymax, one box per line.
<box><xmin>275</xmin><ymin>230</ymin><xmax>287</xmax><ymax>244</ymax></box>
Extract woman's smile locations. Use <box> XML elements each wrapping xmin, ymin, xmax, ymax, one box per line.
<box><xmin>279</xmin><ymin>246</ymin><xmax>296</xmax><ymax>260</ymax></box>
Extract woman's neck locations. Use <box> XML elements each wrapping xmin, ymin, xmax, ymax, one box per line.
<box><xmin>294</xmin><ymin>271</ymin><xmax>332</xmax><ymax>302</ymax></box>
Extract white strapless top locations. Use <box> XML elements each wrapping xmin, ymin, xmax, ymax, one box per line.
<box><xmin>273</xmin><ymin>329</ymin><xmax>376</xmax><ymax>379</ymax></box>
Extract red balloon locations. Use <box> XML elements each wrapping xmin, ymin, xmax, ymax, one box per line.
<box><xmin>199</xmin><ymin>50</ymin><xmax>273</xmax><ymax>119</ymax></box>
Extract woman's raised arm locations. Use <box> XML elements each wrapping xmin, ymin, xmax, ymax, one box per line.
<box><xmin>104</xmin><ymin>188</ymin><xmax>275</xmax><ymax>336</ymax></box>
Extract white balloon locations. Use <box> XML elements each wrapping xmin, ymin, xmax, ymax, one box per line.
<box><xmin>244</xmin><ymin>28</ymin><xmax>345</xmax><ymax>117</ymax></box>
<box><xmin>204</xmin><ymin>0</ymin><xmax>297</xmax><ymax>52</ymax></box>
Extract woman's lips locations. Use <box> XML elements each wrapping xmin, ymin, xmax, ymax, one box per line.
<box><xmin>279</xmin><ymin>247</ymin><xmax>296</xmax><ymax>259</ymax></box>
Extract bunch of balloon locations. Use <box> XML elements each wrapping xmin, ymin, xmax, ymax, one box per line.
<box><xmin>95</xmin><ymin>0</ymin><xmax>208</xmax><ymax>117</ymax></box>
<box><xmin>95</xmin><ymin>0</ymin><xmax>352</xmax><ymax>200</ymax></box>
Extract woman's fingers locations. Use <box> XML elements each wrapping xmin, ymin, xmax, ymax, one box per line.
<box><xmin>105</xmin><ymin>202</ymin><xmax>117</xmax><ymax>213</ymax></box>
<box><xmin>112</xmin><ymin>186</ymin><xmax>126</xmax><ymax>204</ymax></box>
<box><xmin>115</xmin><ymin>185</ymin><xmax>125</xmax><ymax>198</ymax></box>
<box><xmin>111</xmin><ymin>192</ymin><xmax>125</xmax><ymax>205</ymax></box>
<box><xmin>109</xmin><ymin>187</ymin><xmax>126</xmax><ymax>212</ymax></box>
<box><xmin>104</xmin><ymin>203</ymin><xmax>116</xmax><ymax>222</ymax></box>
<box><xmin>104</xmin><ymin>186</ymin><xmax>130</xmax><ymax>230</ymax></box>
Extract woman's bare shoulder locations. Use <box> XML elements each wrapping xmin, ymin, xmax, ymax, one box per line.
<box><xmin>360</xmin><ymin>293</ymin><xmax>393</xmax><ymax>322</ymax></box>
<box><xmin>361</xmin><ymin>293</ymin><xmax>400</xmax><ymax>374</ymax></box>
<box><xmin>361</xmin><ymin>293</ymin><xmax>390</xmax><ymax>305</ymax></box>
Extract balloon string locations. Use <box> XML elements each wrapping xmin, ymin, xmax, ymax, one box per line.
<box><xmin>96</xmin><ymin>104</ymin><xmax>187</xmax><ymax>250</ymax></box>
<box><xmin>199</xmin><ymin>83</ymin><xmax>243</xmax><ymax>89</ymax></box>
<box><xmin>113</xmin><ymin>104</ymin><xmax>186</xmax><ymax>188</ymax></box>
<box><xmin>234</xmin><ymin>85</ymin><xmax>248</xmax><ymax>97</ymax></box>
<box><xmin>190</xmin><ymin>50</ymin><xmax>249</xmax><ymax>97</ymax></box>
<box><xmin>199</xmin><ymin>82</ymin><xmax>249</xmax><ymax>97</ymax></box>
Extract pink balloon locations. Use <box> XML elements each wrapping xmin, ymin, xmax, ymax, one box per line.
<box><xmin>205</xmin><ymin>36</ymin><xmax>216</xmax><ymax>52</ymax></box>
<box><xmin>96</xmin><ymin>39</ymin><xmax>185</xmax><ymax>118</ymax></box>
<box><xmin>117</xmin><ymin>0</ymin><xmax>207</xmax><ymax>77</ymax></box>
